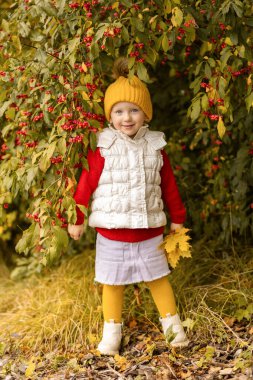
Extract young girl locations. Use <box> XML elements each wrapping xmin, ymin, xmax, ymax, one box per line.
<box><xmin>68</xmin><ymin>58</ymin><xmax>189</xmax><ymax>355</ymax></box>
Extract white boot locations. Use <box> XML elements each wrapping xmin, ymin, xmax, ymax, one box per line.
<box><xmin>97</xmin><ymin>320</ymin><xmax>122</xmax><ymax>355</ymax></box>
<box><xmin>160</xmin><ymin>313</ymin><xmax>189</xmax><ymax>348</ymax></box>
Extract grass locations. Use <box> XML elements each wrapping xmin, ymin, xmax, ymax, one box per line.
<box><xmin>0</xmin><ymin>250</ymin><xmax>102</xmax><ymax>352</ymax></box>
<box><xmin>0</xmin><ymin>241</ymin><xmax>252</xmax><ymax>353</ymax></box>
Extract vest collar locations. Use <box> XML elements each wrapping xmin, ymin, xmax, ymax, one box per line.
<box><xmin>97</xmin><ymin>125</ymin><xmax>166</xmax><ymax>150</ymax></box>
<box><xmin>111</xmin><ymin>124</ymin><xmax>149</xmax><ymax>142</ymax></box>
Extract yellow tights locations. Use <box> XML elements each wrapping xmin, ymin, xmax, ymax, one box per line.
<box><xmin>103</xmin><ymin>276</ymin><xmax>177</xmax><ymax>322</ymax></box>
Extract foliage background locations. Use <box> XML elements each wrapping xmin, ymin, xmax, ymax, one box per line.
<box><xmin>0</xmin><ymin>0</ymin><xmax>252</xmax><ymax>279</ymax></box>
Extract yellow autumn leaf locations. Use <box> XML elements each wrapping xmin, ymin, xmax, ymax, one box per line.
<box><xmin>114</xmin><ymin>354</ymin><xmax>127</xmax><ymax>370</ymax></box>
<box><xmin>179</xmin><ymin>240</ymin><xmax>191</xmax><ymax>252</ymax></box>
<box><xmin>162</xmin><ymin>233</ymin><xmax>180</xmax><ymax>252</ymax></box>
<box><xmin>167</xmin><ymin>247</ymin><xmax>181</xmax><ymax>268</ymax></box>
<box><xmin>88</xmin><ymin>333</ymin><xmax>97</xmax><ymax>343</ymax></box>
<box><xmin>25</xmin><ymin>359</ymin><xmax>36</xmax><ymax>377</ymax></box>
<box><xmin>171</xmin><ymin>7</ymin><xmax>183</xmax><ymax>27</ymax></box>
<box><xmin>217</xmin><ymin>117</ymin><xmax>226</xmax><ymax>139</ymax></box>
<box><xmin>81</xmin><ymin>91</ymin><xmax>90</xmax><ymax>100</ymax></box>
<box><xmin>180</xmin><ymin>250</ymin><xmax>192</xmax><ymax>258</ymax></box>
<box><xmin>112</xmin><ymin>2</ymin><xmax>119</xmax><ymax>9</ymax></box>
<box><xmin>81</xmin><ymin>62</ymin><xmax>88</xmax><ymax>73</ymax></box>
<box><xmin>161</xmin><ymin>228</ymin><xmax>192</xmax><ymax>268</ymax></box>
<box><xmin>224</xmin><ymin>37</ymin><xmax>233</xmax><ymax>46</ymax></box>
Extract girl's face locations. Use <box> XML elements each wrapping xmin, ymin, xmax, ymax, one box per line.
<box><xmin>110</xmin><ymin>102</ymin><xmax>147</xmax><ymax>138</ymax></box>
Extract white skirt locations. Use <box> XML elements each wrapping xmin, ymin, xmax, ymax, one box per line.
<box><xmin>95</xmin><ymin>233</ymin><xmax>170</xmax><ymax>285</ymax></box>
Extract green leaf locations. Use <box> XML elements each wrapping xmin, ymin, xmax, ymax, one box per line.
<box><xmin>94</xmin><ymin>24</ymin><xmax>108</xmax><ymax>42</ymax></box>
<box><xmin>195</xmin><ymin>62</ymin><xmax>203</xmax><ymax>76</ymax></box>
<box><xmin>39</xmin><ymin>3</ymin><xmax>58</xmax><ymax>17</ymax></box>
<box><xmin>30</xmin><ymin>30</ymin><xmax>45</xmax><ymax>42</ymax></box>
<box><xmin>11</xmin><ymin>35</ymin><xmax>22</xmax><ymax>52</ymax></box>
<box><xmin>58</xmin><ymin>0</ymin><xmax>66</xmax><ymax>15</ymax></box>
<box><xmin>208</xmin><ymin>58</ymin><xmax>216</xmax><ymax>67</ymax></box>
<box><xmin>62</xmin><ymin>196</ymin><xmax>77</xmax><ymax>224</ymax></box>
<box><xmin>53</xmin><ymin>226</ymin><xmax>69</xmax><ymax>251</ymax></box>
<box><xmin>146</xmin><ymin>47</ymin><xmax>158</xmax><ymax>66</ymax></box>
<box><xmin>245</xmin><ymin>92</ymin><xmax>253</xmax><ymax>112</ymax></box>
<box><xmin>204</xmin><ymin>63</ymin><xmax>212</xmax><ymax>78</ymax></box>
<box><xmin>69</xmin><ymin>52</ymin><xmax>76</xmax><ymax>68</ymax></box>
<box><xmin>131</xmin><ymin>18</ymin><xmax>145</xmax><ymax>32</ymax></box>
<box><xmin>1</xmin><ymin>19</ymin><xmax>9</xmax><ymax>32</ymax></box>
<box><xmin>164</xmin><ymin>0</ymin><xmax>172</xmax><ymax>15</ymax></box>
<box><xmin>19</xmin><ymin>21</ymin><xmax>31</xmax><ymax>37</ymax></box>
<box><xmin>68</xmin><ymin>37</ymin><xmax>80</xmax><ymax>53</ymax></box>
<box><xmin>0</xmin><ymin>100</ymin><xmax>12</xmax><ymax>118</ymax></box>
<box><xmin>189</xmin><ymin>76</ymin><xmax>202</xmax><ymax>94</ymax></box>
<box><xmin>245</xmin><ymin>17</ymin><xmax>253</xmax><ymax>27</ymax></box>
<box><xmin>57</xmin><ymin>138</ymin><xmax>67</xmax><ymax>155</ymax></box>
<box><xmin>220</xmin><ymin>48</ymin><xmax>232</xmax><ymax>71</ymax></box>
<box><xmin>34</xmin><ymin>48</ymin><xmax>47</xmax><ymax>64</ymax></box>
<box><xmin>162</xmin><ymin>33</ymin><xmax>169</xmax><ymax>52</ymax></box>
<box><xmin>185</xmin><ymin>26</ymin><xmax>196</xmax><ymax>45</ymax></box>
<box><xmin>47</xmin><ymin>226</ymin><xmax>69</xmax><ymax>264</ymax></box>
<box><xmin>136</xmin><ymin>63</ymin><xmax>150</xmax><ymax>82</ymax></box>
<box><xmin>201</xmin><ymin>94</ymin><xmax>209</xmax><ymax>110</ymax></box>
<box><xmin>121</xmin><ymin>25</ymin><xmax>129</xmax><ymax>43</ymax></box>
<box><xmin>0</xmin><ymin>90</ymin><xmax>7</xmax><ymax>102</ymax></box>
<box><xmin>220</xmin><ymin>0</ymin><xmax>231</xmax><ymax>15</ymax></box>
<box><xmin>39</xmin><ymin>142</ymin><xmax>56</xmax><ymax>173</ymax></box>
<box><xmin>89</xmin><ymin>119</ymin><xmax>101</xmax><ymax>129</ymax></box>
<box><xmin>190</xmin><ymin>98</ymin><xmax>201</xmax><ymax>121</ymax></box>
<box><xmin>231</xmin><ymin>2</ymin><xmax>243</xmax><ymax>17</ymax></box>
<box><xmin>229</xmin><ymin>32</ymin><xmax>238</xmax><ymax>45</ymax></box>
<box><xmin>26</xmin><ymin>167</ymin><xmax>38</xmax><ymax>190</ymax></box>
<box><xmin>90</xmin><ymin>42</ymin><xmax>99</xmax><ymax>60</ymax></box>
<box><xmin>120</xmin><ymin>0</ymin><xmax>132</xmax><ymax>7</ymax></box>
<box><xmin>15</xmin><ymin>223</ymin><xmax>39</xmax><ymax>255</ymax></box>
<box><xmin>5</xmin><ymin>107</ymin><xmax>15</xmax><ymax>120</ymax></box>
<box><xmin>89</xmin><ymin>133</ymin><xmax>97</xmax><ymax>151</ymax></box>
<box><xmin>218</xmin><ymin>76</ymin><xmax>227</xmax><ymax>98</ymax></box>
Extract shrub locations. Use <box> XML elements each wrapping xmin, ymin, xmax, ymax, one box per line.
<box><xmin>0</xmin><ymin>0</ymin><xmax>252</xmax><ymax>276</ymax></box>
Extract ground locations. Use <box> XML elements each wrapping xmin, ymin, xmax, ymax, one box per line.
<box><xmin>0</xmin><ymin>319</ymin><xmax>252</xmax><ymax>380</ymax></box>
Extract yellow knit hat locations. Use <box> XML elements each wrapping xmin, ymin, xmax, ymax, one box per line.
<box><xmin>104</xmin><ymin>58</ymin><xmax>153</xmax><ymax>122</ymax></box>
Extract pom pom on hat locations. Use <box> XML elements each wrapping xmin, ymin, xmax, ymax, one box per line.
<box><xmin>104</xmin><ymin>57</ymin><xmax>153</xmax><ymax>121</ymax></box>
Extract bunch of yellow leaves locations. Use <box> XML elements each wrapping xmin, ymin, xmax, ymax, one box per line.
<box><xmin>160</xmin><ymin>228</ymin><xmax>192</xmax><ymax>268</ymax></box>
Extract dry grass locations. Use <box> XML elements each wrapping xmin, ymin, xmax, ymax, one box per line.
<box><xmin>0</xmin><ymin>242</ymin><xmax>252</xmax><ymax>353</ymax></box>
<box><xmin>0</xmin><ymin>251</ymin><xmax>103</xmax><ymax>352</ymax></box>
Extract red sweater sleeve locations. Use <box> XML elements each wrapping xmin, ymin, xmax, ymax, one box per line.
<box><xmin>160</xmin><ymin>150</ymin><xmax>186</xmax><ymax>224</ymax></box>
<box><xmin>73</xmin><ymin>148</ymin><xmax>104</xmax><ymax>225</ymax></box>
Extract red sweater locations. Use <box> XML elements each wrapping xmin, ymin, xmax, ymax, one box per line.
<box><xmin>73</xmin><ymin>148</ymin><xmax>186</xmax><ymax>242</ymax></box>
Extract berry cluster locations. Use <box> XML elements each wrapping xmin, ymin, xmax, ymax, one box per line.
<box><xmin>103</xmin><ymin>27</ymin><xmax>121</xmax><ymax>38</ymax></box>
<box><xmin>51</xmin><ymin>156</ymin><xmax>63</xmax><ymax>164</ymax></box>
<box><xmin>61</xmin><ymin>120</ymin><xmax>89</xmax><ymax>131</ymax></box>
<box><xmin>26</xmin><ymin>212</ymin><xmax>40</xmax><ymax>223</ymax></box>
<box><xmin>33</xmin><ymin>113</ymin><xmax>44</xmax><ymax>122</ymax></box>
<box><xmin>25</xmin><ymin>141</ymin><xmax>38</xmax><ymax>148</ymax></box>
<box><xmin>130</xmin><ymin>42</ymin><xmax>146</xmax><ymax>63</ymax></box>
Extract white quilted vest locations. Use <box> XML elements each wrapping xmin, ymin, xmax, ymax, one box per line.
<box><xmin>88</xmin><ymin>125</ymin><xmax>167</xmax><ymax>229</ymax></box>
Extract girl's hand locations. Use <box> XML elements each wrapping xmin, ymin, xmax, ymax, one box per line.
<box><xmin>170</xmin><ymin>223</ymin><xmax>183</xmax><ymax>231</ymax></box>
<box><xmin>68</xmin><ymin>224</ymin><xmax>84</xmax><ymax>240</ymax></box>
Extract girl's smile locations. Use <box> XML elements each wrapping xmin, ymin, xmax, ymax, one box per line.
<box><xmin>110</xmin><ymin>102</ymin><xmax>147</xmax><ymax>137</ymax></box>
